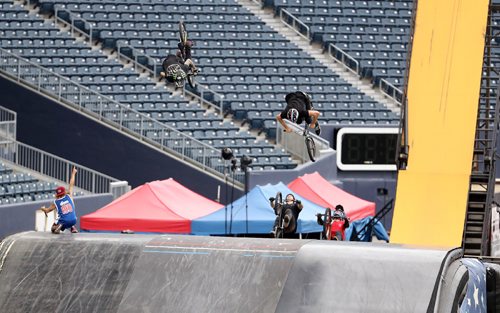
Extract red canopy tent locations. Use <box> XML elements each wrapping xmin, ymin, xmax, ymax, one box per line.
<box><xmin>288</xmin><ymin>172</ymin><xmax>375</xmax><ymax>221</ymax></box>
<box><xmin>80</xmin><ymin>178</ymin><xmax>223</xmax><ymax>233</ymax></box>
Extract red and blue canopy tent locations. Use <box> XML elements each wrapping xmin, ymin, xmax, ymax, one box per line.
<box><xmin>80</xmin><ymin>178</ymin><xmax>223</xmax><ymax>234</ymax></box>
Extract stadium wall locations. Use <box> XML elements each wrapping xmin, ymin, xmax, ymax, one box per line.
<box><xmin>0</xmin><ymin>75</ymin><xmax>242</xmax><ymax>203</ymax></box>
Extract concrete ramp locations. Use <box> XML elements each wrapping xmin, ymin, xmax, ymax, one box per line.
<box><xmin>0</xmin><ymin>232</ymin><xmax>151</xmax><ymax>313</ymax></box>
<box><xmin>0</xmin><ymin>232</ymin><xmax>473</xmax><ymax>312</ymax></box>
<box><xmin>118</xmin><ymin>235</ymin><xmax>306</xmax><ymax>313</ymax></box>
<box><xmin>275</xmin><ymin>241</ymin><xmax>453</xmax><ymax>313</ymax></box>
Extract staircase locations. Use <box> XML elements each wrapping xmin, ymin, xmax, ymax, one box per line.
<box><xmin>462</xmin><ymin>3</ymin><xmax>500</xmax><ymax>257</ymax></box>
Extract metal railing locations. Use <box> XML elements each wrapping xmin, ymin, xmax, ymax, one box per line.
<box><xmin>54</xmin><ymin>7</ymin><xmax>93</xmax><ymax>44</ymax></box>
<box><xmin>280</xmin><ymin>8</ymin><xmax>310</xmax><ymax>40</ymax></box>
<box><xmin>0</xmin><ymin>139</ymin><xmax>125</xmax><ymax>195</ymax></box>
<box><xmin>276</xmin><ymin>120</ymin><xmax>333</xmax><ymax>163</ymax></box>
<box><xmin>380</xmin><ymin>78</ymin><xmax>403</xmax><ymax>105</ymax></box>
<box><xmin>0</xmin><ymin>106</ymin><xmax>16</xmax><ymax>141</ymax></box>
<box><xmin>328</xmin><ymin>43</ymin><xmax>360</xmax><ymax>75</ymax></box>
<box><xmin>54</xmin><ymin>8</ymin><xmax>224</xmax><ymax>119</ymax></box>
<box><xmin>183</xmin><ymin>83</ymin><xmax>224</xmax><ymax>117</ymax></box>
<box><xmin>116</xmin><ymin>41</ymin><xmax>158</xmax><ymax>80</ymax></box>
<box><xmin>0</xmin><ymin>48</ymin><xmax>244</xmax><ymax>186</ymax></box>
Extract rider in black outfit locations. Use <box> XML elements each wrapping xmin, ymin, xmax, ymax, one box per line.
<box><xmin>160</xmin><ymin>39</ymin><xmax>198</xmax><ymax>87</ymax></box>
<box><xmin>269</xmin><ymin>193</ymin><xmax>303</xmax><ymax>235</ymax></box>
<box><xmin>276</xmin><ymin>91</ymin><xmax>321</xmax><ymax>135</ymax></box>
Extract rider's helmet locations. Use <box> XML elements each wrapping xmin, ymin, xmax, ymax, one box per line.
<box><xmin>285</xmin><ymin>193</ymin><xmax>295</xmax><ymax>204</ymax></box>
<box><xmin>167</xmin><ymin>64</ymin><xmax>187</xmax><ymax>88</ymax></box>
<box><xmin>287</xmin><ymin>108</ymin><xmax>299</xmax><ymax>123</ymax></box>
<box><xmin>332</xmin><ymin>212</ymin><xmax>342</xmax><ymax>220</ymax></box>
<box><xmin>335</xmin><ymin>204</ymin><xmax>344</xmax><ymax>212</ymax></box>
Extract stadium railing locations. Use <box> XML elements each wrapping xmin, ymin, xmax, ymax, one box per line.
<box><xmin>54</xmin><ymin>6</ymin><xmax>224</xmax><ymax>119</ymax></box>
<box><xmin>380</xmin><ymin>78</ymin><xmax>403</xmax><ymax>105</ymax></box>
<box><xmin>328</xmin><ymin>43</ymin><xmax>359</xmax><ymax>76</ymax></box>
<box><xmin>0</xmin><ymin>106</ymin><xmax>16</xmax><ymax>142</ymax></box>
<box><xmin>279</xmin><ymin>8</ymin><xmax>310</xmax><ymax>41</ymax></box>
<box><xmin>0</xmin><ymin>48</ymin><xmax>244</xmax><ymax>186</ymax></box>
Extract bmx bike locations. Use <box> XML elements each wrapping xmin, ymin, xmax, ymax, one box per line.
<box><xmin>178</xmin><ymin>20</ymin><xmax>198</xmax><ymax>89</ymax></box>
<box><xmin>272</xmin><ymin>191</ymin><xmax>285</xmax><ymax>238</ymax></box>
<box><xmin>317</xmin><ymin>208</ymin><xmax>344</xmax><ymax>241</ymax></box>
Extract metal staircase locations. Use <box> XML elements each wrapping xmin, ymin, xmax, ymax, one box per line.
<box><xmin>462</xmin><ymin>3</ymin><xmax>500</xmax><ymax>256</ymax></box>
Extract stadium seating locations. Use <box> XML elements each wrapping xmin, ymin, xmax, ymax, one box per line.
<box><xmin>1</xmin><ymin>0</ymin><xmax>406</xmax><ymax>172</ymax></box>
<box><xmin>266</xmin><ymin>0</ymin><xmax>413</xmax><ymax>90</ymax></box>
<box><xmin>29</xmin><ymin>0</ymin><xmax>399</xmax><ymax>133</ymax></box>
<box><xmin>0</xmin><ymin>161</ymin><xmax>84</xmax><ymax>205</ymax></box>
<box><xmin>0</xmin><ymin>0</ymin><xmax>296</xmax><ymax>170</ymax></box>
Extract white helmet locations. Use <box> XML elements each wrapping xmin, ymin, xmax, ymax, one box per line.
<box><xmin>287</xmin><ymin>108</ymin><xmax>299</xmax><ymax>123</ymax></box>
<box><xmin>166</xmin><ymin>64</ymin><xmax>187</xmax><ymax>87</ymax></box>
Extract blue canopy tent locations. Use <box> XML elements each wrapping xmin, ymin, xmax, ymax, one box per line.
<box><xmin>191</xmin><ymin>182</ymin><xmax>325</xmax><ymax>235</ymax></box>
<box><xmin>345</xmin><ymin>217</ymin><xmax>390</xmax><ymax>242</ymax></box>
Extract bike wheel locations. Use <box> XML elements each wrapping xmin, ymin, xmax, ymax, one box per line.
<box><xmin>324</xmin><ymin>208</ymin><xmax>331</xmax><ymax>240</ymax></box>
<box><xmin>186</xmin><ymin>73</ymin><xmax>195</xmax><ymax>89</ymax></box>
<box><xmin>305</xmin><ymin>136</ymin><xmax>316</xmax><ymax>162</ymax></box>
<box><xmin>273</xmin><ymin>192</ymin><xmax>282</xmax><ymax>213</ymax></box>
<box><xmin>276</xmin><ymin>227</ymin><xmax>284</xmax><ymax>239</ymax></box>
<box><xmin>179</xmin><ymin>20</ymin><xmax>188</xmax><ymax>44</ymax></box>
<box><xmin>333</xmin><ymin>231</ymin><xmax>343</xmax><ymax>241</ymax></box>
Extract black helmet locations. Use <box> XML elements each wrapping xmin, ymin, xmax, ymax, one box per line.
<box><xmin>287</xmin><ymin>108</ymin><xmax>299</xmax><ymax>123</ymax></box>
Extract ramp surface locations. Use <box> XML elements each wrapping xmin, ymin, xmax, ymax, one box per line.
<box><xmin>0</xmin><ymin>232</ymin><xmax>460</xmax><ymax>312</ymax></box>
<box><xmin>391</xmin><ymin>0</ymin><xmax>490</xmax><ymax>246</ymax></box>
<box><xmin>118</xmin><ymin>235</ymin><xmax>306</xmax><ymax>313</ymax></box>
<box><xmin>0</xmin><ymin>232</ymin><xmax>151</xmax><ymax>313</ymax></box>
<box><xmin>275</xmin><ymin>241</ymin><xmax>450</xmax><ymax>313</ymax></box>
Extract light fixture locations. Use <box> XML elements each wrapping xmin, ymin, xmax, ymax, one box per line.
<box><xmin>240</xmin><ymin>154</ymin><xmax>253</xmax><ymax>171</ymax></box>
<box><xmin>221</xmin><ymin>147</ymin><xmax>234</xmax><ymax>160</ymax></box>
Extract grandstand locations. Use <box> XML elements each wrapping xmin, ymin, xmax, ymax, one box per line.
<box><xmin>266</xmin><ymin>0</ymin><xmax>412</xmax><ymax>98</ymax></box>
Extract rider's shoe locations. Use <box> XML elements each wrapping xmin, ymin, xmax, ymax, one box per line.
<box><xmin>52</xmin><ymin>224</ymin><xmax>62</xmax><ymax>234</ymax></box>
<box><xmin>70</xmin><ymin>226</ymin><xmax>78</xmax><ymax>233</ymax></box>
<box><xmin>314</xmin><ymin>122</ymin><xmax>321</xmax><ymax>136</ymax></box>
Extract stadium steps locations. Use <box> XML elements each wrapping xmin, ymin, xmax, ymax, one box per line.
<box><xmin>237</xmin><ymin>0</ymin><xmax>401</xmax><ymax>114</ymax></box>
<box><xmin>462</xmin><ymin>7</ymin><xmax>500</xmax><ymax>256</ymax></box>
<box><xmin>16</xmin><ymin>0</ymin><xmax>297</xmax><ymax>172</ymax></box>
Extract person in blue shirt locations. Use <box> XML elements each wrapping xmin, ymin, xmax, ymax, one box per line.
<box><xmin>40</xmin><ymin>167</ymin><xmax>78</xmax><ymax>234</ymax></box>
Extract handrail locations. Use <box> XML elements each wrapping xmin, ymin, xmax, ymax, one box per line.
<box><xmin>0</xmin><ymin>48</ymin><xmax>244</xmax><ymax>186</ymax></box>
<box><xmin>54</xmin><ymin>7</ymin><xmax>93</xmax><ymax>44</ymax></box>
<box><xmin>280</xmin><ymin>8</ymin><xmax>310</xmax><ymax>40</ymax></box>
<box><xmin>328</xmin><ymin>43</ymin><xmax>359</xmax><ymax>75</ymax></box>
<box><xmin>53</xmin><ymin>7</ymin><xmax>225</xmax><ymax>119</ymax></box>
<box><xmin>183</xmin><ymin>83</ymin><xmax>224</xmax><ymax>117</ymax></box>
<box><xmin>276</xmin><ymin>120</ymin><xmax>333</xmax><ymax>163</ymax></box>
<box><xmin>116</xmin><ymin>41</ymin><xmax>158</xmax><ymax>80</ymax></box>
<box><xmin>0</xmin><ymin>106</ymin><xmax>16</xmax><ymax>141</ymax></box>
<box><xmin>379</xmin><ymin>78</ymin><xmax>403</xmax><ymax>105</ymax></box>
<box><xmin>0</xmin><ymin>139</ymin><xmax>124</xmax><ymax>194</ymax></box>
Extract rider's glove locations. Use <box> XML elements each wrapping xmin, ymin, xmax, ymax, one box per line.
<box><xmin>269</xmin><ymin>197</ymin><xmax>275</xmax><ymax>202</ymax></box>
<box><xmin>296</xmin><ymin>199</ymin><xmax>301</xmax><ymax>205</ymax></box>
